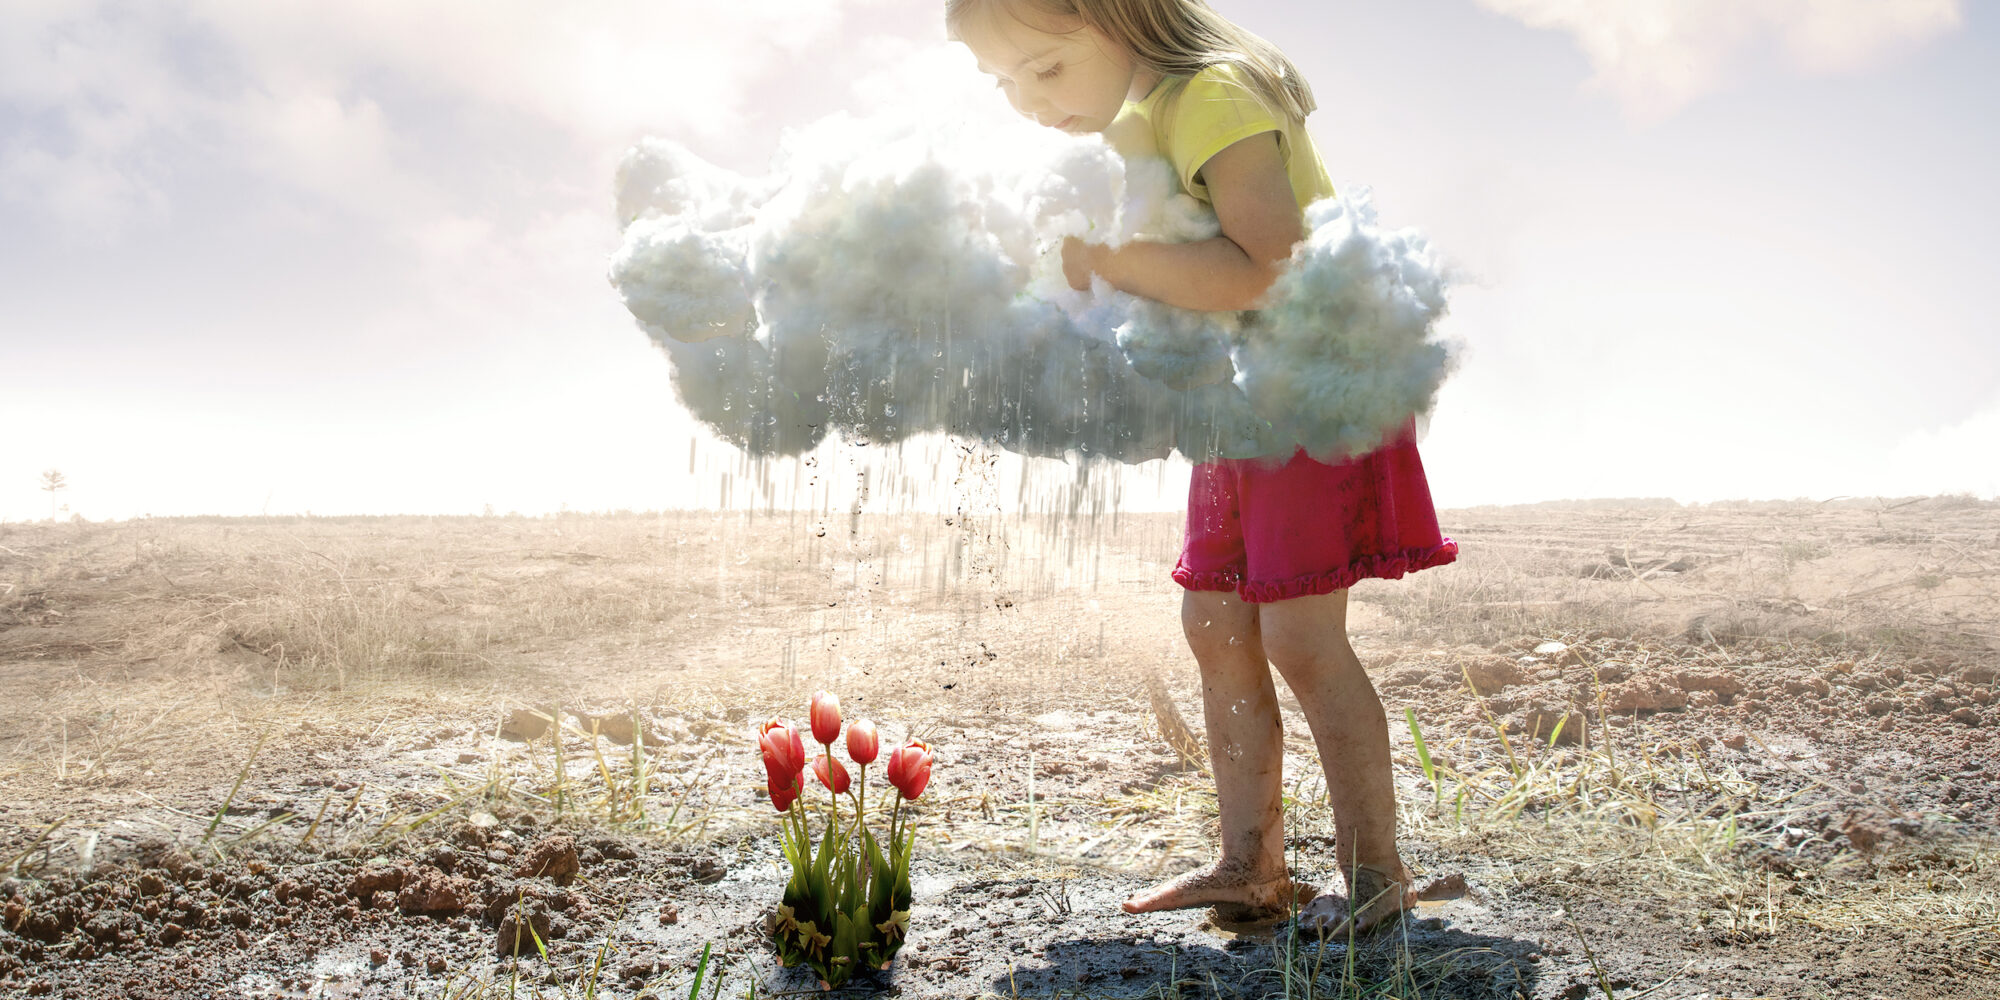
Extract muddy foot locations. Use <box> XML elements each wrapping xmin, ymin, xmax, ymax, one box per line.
<box><xmin>1296</xmin><ymin>864</ymin><xmax>1414</xmax><ymax>938</ymax></box>
<box><xmin>1121</xmin><ymin>860</ymin><xmax>1294</xmax><ymax>920</ymax></box>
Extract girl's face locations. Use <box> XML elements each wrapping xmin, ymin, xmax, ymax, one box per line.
<box><xmin>955</xmin><ymin>7</ymin><xmax>1150</xmax><ymax>134</ymax></box>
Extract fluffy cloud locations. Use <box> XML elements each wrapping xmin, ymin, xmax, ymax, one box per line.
<box><xmin>607</xmin><ymin>124</ymin><xmax>1455</xmax><ymax>464</ymax></box>
<box><xmin>1474</xmin><ymin>0</ymin><xmax>1964</xmax><ymax>118</ymax></box>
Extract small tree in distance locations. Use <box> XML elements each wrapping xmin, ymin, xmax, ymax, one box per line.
<box><xmin>39</xmin><ymin>469</ymin><xmax>67</xmax><ymax>521</ymax></box>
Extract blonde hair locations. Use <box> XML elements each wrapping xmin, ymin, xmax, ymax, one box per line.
<box><xmin>946</xmin><ymin>0</ymin><xmax>1316</xmax><ymax>122</ymax></box>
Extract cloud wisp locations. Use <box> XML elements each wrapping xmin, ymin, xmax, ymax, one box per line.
<box><xmin>0</xmin><ymin>1</ymin><xmax>861</xmax><ymax>235</ymax></box>
<box><xmin>608</xmin><ymin>116</ymin><xmax>1454</xmax><ymax>465</ymax></box>
<box><xmin>1474</xmin><ymin>0</ymin><xmax>1964</xmax><ymax>119</ymax></box>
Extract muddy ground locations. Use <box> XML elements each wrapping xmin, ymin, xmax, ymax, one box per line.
<box><xmin>0</xmin><ymin>497</ymin><xmax>1996</xmax><ymax>998</ymax></box>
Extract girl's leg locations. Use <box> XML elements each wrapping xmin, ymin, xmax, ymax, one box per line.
<box><xmin>1121</xmin><ymin>589</ymin><xmax>1291</xmax><ymax>915</ymax></box>
<box><xmin>1257</xmin><ymin>589</ymin><xmax>1413</xmax><ymax>931</ymax></box>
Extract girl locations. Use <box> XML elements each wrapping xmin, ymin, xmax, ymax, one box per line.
<box><xmin>947</xmin><ymin>0</ymin><xmax>1458</xmax><ymax>935</ymax></box>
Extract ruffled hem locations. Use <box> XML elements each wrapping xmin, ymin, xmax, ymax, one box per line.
<box><xmin>1181</xmin><ymin>538</ymin><xmax>1459</xmax><ymax>604</ymax></box>
<box><xmin>1170</xmin><ymin>565</ymin><xmax>1242</xmax><ymax>592</ymax></box>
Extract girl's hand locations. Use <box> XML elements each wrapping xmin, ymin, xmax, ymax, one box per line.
<box><xmin>1061</xmin><ymin>236</ymin><xmax>1102</xmax><ymax>292</ymax></box>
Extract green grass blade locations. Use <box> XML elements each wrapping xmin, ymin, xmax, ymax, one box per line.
<box><xmin>1404</xmin><ymin>707</ymin><xmax>1439</xmax><ymax>802</ymax></box>
<box><xmin>687</xmin><ymin>941</ymin><xmax>712</xmax><ymax>1000</ymax></box>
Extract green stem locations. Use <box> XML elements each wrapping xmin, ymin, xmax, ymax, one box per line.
<box><xmin>821</xmin><ymin>743</ymin><xmax>840</xmax><ymax>861</ymax></box>
<box><xmin>790</xmin><ymin>796</ymin><xmax>808</xmax><ymax>858</ymax></box>
<box><xmin>888</xmin><ymin>791</ymin><xmax>905</xmax><ymax>853</ymax></box>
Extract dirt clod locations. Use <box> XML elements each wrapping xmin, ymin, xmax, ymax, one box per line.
<box><xmin>1416</xmin><ymin>873</ymin><xmax>1468</xmax><ymax>901</ymax></box>
<box><xmin>1843</xmin><ymin>816</ymin><xmax>1887</xmax><ymax>852</ymax></box>
<box><xmin>513</xmin><ymin>835</ymin><xmax>580</xmax><ymax>884</ymax></box>
<box><xmin>1602</xmin><ymin>678</ymin><xmax>1687</xmax><ymax>712</ymax></box>
<box><xmin>495</xmin><ymin>906</ymin><xmax>552</xmax><ymax>956</ymax></box>
<box><xmin>1462</xmin><ymin>654</ymin><xmax>1526</xmax><ymax>691</ymax></box>
<box><xmin>349</xmin><ymin>862</ymin><xmax>412</xmax><ymax>898</ymax></box>
<box><xmin>499</xmin><ymin>708</ymin><xmax>553</xmax><ymax>742</ymax></box>
<box><xmin>398</xmin><ymin>866</ymin><xmax>475</xmax><ymax>914</ymax></box>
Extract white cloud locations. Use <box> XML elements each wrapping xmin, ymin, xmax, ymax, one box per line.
<box><xmin>1890</xmin><ymin>399</ymin><xmax>2000</xmax><ymax>499</ymax></box>
<box><xmin>1473</xmin><ymin>0</ymin><xmax>1964</xmax><ymax>119</ymax></box>
<box><xmin>185</xmin><ymin>0</ymin><xmax>850</xmax><ymax>143</ymax></box>
<box><xmin>0</xmin><ymin>2</ymin><xmax>877</xmax><ymax>231</ymax></box>
<box><xmin>0</xmin><ymin>144</ymin><xmax>166</xmax><ymax>236</ymax></box>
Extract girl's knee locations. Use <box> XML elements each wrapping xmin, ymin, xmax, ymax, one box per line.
<box><xmin>1266</xmin><ymin>639</ymin><xmax>1381</xmax><ymax>708</ymax></box>
<box><xmin>1261</xmin><ymin>633</ymin><xmax>1350</xmax><ymax>678</ymax></box>
<box><xmin>1181</xmin><ymin>592</ymin><xmax>1256</xmax><ymax>658</ymax></box>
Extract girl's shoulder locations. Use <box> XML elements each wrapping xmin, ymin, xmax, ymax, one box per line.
<box><xmin>1137</xmin><ymin>62</ymin><xmax>1291</xmax><ymax>154</ymax></box>
<box><xmin>1121</xmin><ymin>61</ymin><xmax>1333</xmax><ymax>208</ymax></box>
<box><xmin>1134</xmin><ymin>62</ymin><xmax>1273</xmax><ymax>121</ymax></box>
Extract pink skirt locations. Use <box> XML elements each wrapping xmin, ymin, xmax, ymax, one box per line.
<box><xmin>1172</xmin><ymin>423</ymin><xmax>1457</xmax><ymax>603</ymax></box>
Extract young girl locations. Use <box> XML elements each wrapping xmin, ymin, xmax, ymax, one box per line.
<box><xmin>947</xmin><ymin>0</ymin><xmax>1458</xmax><ymax>934</ymax></box>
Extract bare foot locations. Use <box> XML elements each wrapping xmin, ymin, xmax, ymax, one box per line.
<box><xmin>1296</xmin><ymin>863</ymin><xmax>1414</xmax><ymax>938</ymax></box>
<box><xmin>1121</xmin><ymin>859</ymin><xmax>1294</xmax><ymax>920</ymax></box>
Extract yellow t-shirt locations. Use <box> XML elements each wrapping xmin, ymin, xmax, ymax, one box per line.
<box><xmin>1118</xmin><ymin>62</ymin><xmax>1334</xmax><ymax>212</ymax></box>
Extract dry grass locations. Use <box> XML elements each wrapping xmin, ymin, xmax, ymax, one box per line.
<box><xmin>1357</xmin><ymin>498</ymin><xmax>2000</xmax><ymax>659</ymax></box>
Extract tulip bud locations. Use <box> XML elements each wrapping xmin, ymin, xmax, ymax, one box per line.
<box><xmin>846</xmin><ymin>720</ymin><xmax>880</xmax><ymax>765</ymax></box>
<box><xmin>812</xmin><ymin>753</ymin><xmax>851</xmax><ymax>794</ymax></box>
<box><xmin>809</xmin><ymin>690</ymin><xmax>843</xmax><ymax>746</ymax></box>
<box><xmin>759</xmin><ymin>719</ymin><xmax>805</xmax><ymax>779</ymax></box>
<box><xmin>887</xmin><ymin>739</ymin><xmax>934</xmax><ymax>800</ymax></box>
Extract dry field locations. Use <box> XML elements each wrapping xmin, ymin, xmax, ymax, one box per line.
<box><xmin>1</xmin><ymin>496</ymin><xmax>1996</xmax><ymax>999</ymax></box>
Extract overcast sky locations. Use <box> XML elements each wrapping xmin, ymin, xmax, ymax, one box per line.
<box><xmin>2</xmin><ymin>0</ymin><xmax>1993</xmax><ymax>521</ymax></box>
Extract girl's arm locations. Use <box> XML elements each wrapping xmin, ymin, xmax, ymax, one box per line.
<box><xmin>1063</xmin><ymin>132</ymin><xmax>1304</xmax><ymax>312</ymax></box>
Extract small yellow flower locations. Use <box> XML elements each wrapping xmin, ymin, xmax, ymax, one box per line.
<box><xmin>796</xmin><ymin>919</ymin><xmax>832</xmax><ymax>954</ymax></box>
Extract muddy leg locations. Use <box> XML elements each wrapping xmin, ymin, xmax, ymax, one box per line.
<box><xmin>1122</xmin><ymin>591</ymin><xmax>1291</xmax><ymax>916</ymax></box>
<box><xmin>1260</xmin><ymin>590</ymin><xmax>1413</xmax><ymax>932</ymax></box>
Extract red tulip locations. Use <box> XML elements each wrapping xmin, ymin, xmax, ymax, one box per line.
<box><xmin>812</xmin><ymin>753</ymin><xmax>851</xmax><ymax>794</ymax></box>
<box><xmin>758</xmin><ymin>718</ymin><xmax>805</xmax><ymax>779</ymax></box>
<box><xmin>886</xmin><ymin>739</ymin><xmax>934</xmax><ymax>800</ymax></box>
<box><xmin>768</xmin><ymin>769</ymin><xmax>801</xmax><ymax>811</ymax></box>
<box><xmin>809</xmin><ymin>690</ymin><xmax>842</xmax><ymax>746</ymax></box>
<box><xmin>846</xmin><ymin>720</ymin><xmax>880</xmax><ymax>765</ymax></box>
